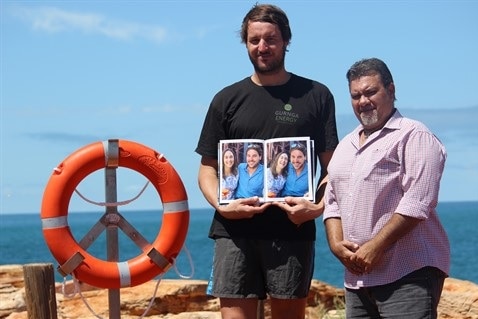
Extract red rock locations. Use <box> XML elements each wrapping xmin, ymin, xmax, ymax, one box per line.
<box><xmin>1</xmin><ymin>264</ymin><xmax>477</xmax><ymax>319</ymax></box>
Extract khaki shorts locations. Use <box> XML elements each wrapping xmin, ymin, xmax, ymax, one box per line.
<box><xmin>207</xmin><ymin>237</ymin><xmax>315</xmax><ymax>299</ymax></box>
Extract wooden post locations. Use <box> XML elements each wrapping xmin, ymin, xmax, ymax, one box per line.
<box><xmin>257</xmin><ymin>300</ymin><xmax>264</xmax><ymax>319</ymax></box>
<box><xmin>23</xmin><ymin>263</ymin><xmax>58</xmax><ymax>319</ymax></box>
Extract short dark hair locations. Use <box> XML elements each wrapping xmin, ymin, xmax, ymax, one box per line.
<box><xmin>246</xmin><ymin>143</ymin><xmax>263</xmax><ymax>157</ymax></box>
<box><xmin>290</xmin><ymin>142</ymin><xmax>306</xmax><ymax>157</ymax></box>
<box><xmin>240</xmin><ymin>4</ymin><xmax>292</xmax><ymax>45</ymax></box>
<box><xmin>346</xmin><ymin>58</ymin><xmax>394</xmax><ymax>88</ymax></box>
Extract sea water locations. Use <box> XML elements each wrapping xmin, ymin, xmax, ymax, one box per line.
<box><xmin>0</xmin><ymin>201</ymin><xmax>476</xmax><ymax>287</ymax></box>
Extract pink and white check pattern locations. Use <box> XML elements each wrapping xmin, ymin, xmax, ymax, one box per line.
<box><xmin>324</xmin><ymin>110</ymin><xmax>450</xmax><ymax>289</ymax></box>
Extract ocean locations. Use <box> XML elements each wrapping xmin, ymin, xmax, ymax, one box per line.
<box><xmin>1</xmin><ymin>201</ymin><xmax>477</xmax><ymax>287</ymax></box>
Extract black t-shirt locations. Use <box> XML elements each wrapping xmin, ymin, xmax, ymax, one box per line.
<box><xmin>196</xmin><ymin>74</ymin><xmax>338</xmax><ymax>240</ymax></box>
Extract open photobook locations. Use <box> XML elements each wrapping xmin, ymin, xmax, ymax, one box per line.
<box><xmin>218</xmin><ymin>136</ymin><xmax>315</xmax><ymax>204</ymax></box>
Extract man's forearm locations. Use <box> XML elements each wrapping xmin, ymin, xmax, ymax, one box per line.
<box><xmin>370</xmin><ymin>213</ymin><xmax>421</xmax><ymax>251</ymax></box>
<box><xmin>324</xmin><ymin>217</ymin><xmax>344</xmax><ymax>249</ymax></box>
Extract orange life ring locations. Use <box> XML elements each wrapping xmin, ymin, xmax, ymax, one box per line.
<box><xmin>40</xmin><ymin>140</ymin><xmax>189</xmax><ymax>289</ymax></box>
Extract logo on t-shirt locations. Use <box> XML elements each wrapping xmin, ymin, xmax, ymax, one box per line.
<box><xmin>275</xmin><ymin>103</ymin><xmax>299</xmax><ymax>124</ymax></box>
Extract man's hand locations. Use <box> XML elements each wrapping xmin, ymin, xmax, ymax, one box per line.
<box><xmin>325</xmin><ymin>217</ymin><xmax>364</xmax><ymax>275</ymax></box>
<box><xmin>348</xmin><ymin>213</ymin><xmax>421</xmax><ymax>274</ymax></box>
<box><xmin>329</xmin><ymin>240</ymin><xmax>365</xmax><ymax>275</ymax></box>
<box><xmin>273</xmin><ymin>197</ymin><xmax>323</xmax><ymax>225</ymax></box>
<box><xmin>217</xmin><ymin>197</ymin><xmax>271</xmax><ymax>219</ymax></box>
<box><xmin>349</xmin><ymin>240</ymin><xmax>384</xmax><ymax>275</ymax></box>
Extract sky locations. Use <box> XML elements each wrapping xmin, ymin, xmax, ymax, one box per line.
<box><xmin>1</xmin><ymin>0</ymin><xmax>477</xmax><ymax>215</ymax></box>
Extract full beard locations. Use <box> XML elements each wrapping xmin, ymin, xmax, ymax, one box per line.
<box><xmin>249</xmin><ymin>49</ymin><xmax>286</xmax><ymax>75</ymax></box>
<box><xmin>360</xmin><ymin>109</ymin><xmax>379</xmax><ymax>126</ymax></box>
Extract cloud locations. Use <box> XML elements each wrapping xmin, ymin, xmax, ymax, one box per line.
<box><xmin>10</xmin><ymin>6</ymin><xmax>168</xmax><ymax>43</ymax></box>
<box><xmin>194</xmin><ymin>25</ymin><xmax>221</xmax><ymax>39</ymax></box>
<box><xmin>26</xmin><ymin>131</ymin><xmax>104</xmax><ymax>145</ymax></box>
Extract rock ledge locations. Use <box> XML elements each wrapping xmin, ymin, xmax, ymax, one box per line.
<box><xmin>1</xmin><ymin>264</ymin><xmax>477</xmax><ymax>319</ymax></box>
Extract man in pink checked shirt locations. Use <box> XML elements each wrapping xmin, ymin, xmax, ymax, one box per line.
<box><xmin>323</xmin><ymin>58</ymin><xmax>450</xmax><ymax>319</ymax></box>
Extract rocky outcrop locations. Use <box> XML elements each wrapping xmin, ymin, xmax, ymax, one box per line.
<box><xmin>1</xmin><ymin>264</ymin><xmax>477</xmax><ymax>319</ymax></box>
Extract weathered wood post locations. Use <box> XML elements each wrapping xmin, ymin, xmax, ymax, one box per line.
<box><xmin>258</xmin><ymin>300</ymin><xmax>264</xmax><ymax>319</ymax></box>
<box><xmin>23</xmin><ymin>263</ymin><xmax>58</xmax><ymax>319</ymax></box>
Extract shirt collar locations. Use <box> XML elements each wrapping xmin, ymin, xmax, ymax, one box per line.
<box><xmin>353</xmin><ymin>108</ymin><xmax>402</xmax><ymax>137</ymax></box>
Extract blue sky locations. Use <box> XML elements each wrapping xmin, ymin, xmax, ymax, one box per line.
<box><xmin>1</xmin><ymin>0</ymin><xmax>477</xmax><ymax>214</ymax></box>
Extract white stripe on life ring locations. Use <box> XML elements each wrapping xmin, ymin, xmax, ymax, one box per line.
<box><xmin>117</xmin><ymin>261</ymin><xmax>131</xmax><ymax>287</ymax></box>
<box><xmin>42</xmin><ymin>216</ymin><xmax>68</xmax><ymax>229</ymax></box>
<box><xmin>163</xmin><ymin>200</ymin><xmax>189</xmax><ymax>214</ymax></box>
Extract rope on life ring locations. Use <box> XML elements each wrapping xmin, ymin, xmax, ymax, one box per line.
<box><xmin>40</xmin><ymin>139</ymin><xmax>189</xmax><ymax>289</ymax></box>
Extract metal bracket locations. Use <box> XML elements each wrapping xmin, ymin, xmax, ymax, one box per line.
<box><xmin>147</xmin><ymin>248</ymin><xmax>172</xmax><ymax>272</ymax></box>
<box><xmin>103</xmin><ymin>139</ymin><xmax>119</xmax><ymax>168</ymax></box>
<box><xmin>57</xmin><ymin>251</ymin><xmax>85</xmax><ymax>277</ymax></box>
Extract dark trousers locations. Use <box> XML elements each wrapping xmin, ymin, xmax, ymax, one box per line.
<box><xmin>345</xmin><ymin>266</ymin><xmax>446</xmax><ymax>319</ymax></box>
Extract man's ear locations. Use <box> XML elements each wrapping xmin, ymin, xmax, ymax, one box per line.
<box><xmin>388</xmin><ymin>82</ymin><xmax>396</xmax><ymax>100</ymax></box>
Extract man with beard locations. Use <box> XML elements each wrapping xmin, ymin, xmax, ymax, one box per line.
<box><xmin>195</xmin><ymin>4</ymin><xmax>338</xmax><ymax>319</ymax></box>
<box><xmin>235</xmin><ymin>144</ymin><xmax>264</xmax><ymax>198</ymax></box>
<box><xmin>281</xmin><ymin>143</ymin><xmax>309</xmax><ymax>197</ymax></box>
<box><xmin>323</xmin><ymin>58</ymin><xmax>450</xmax><ymax>319</ymax></box>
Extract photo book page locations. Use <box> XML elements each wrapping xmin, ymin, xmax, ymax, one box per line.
<box><xmin>218</xmin><ymin>136</ymin><xmax>315</xmax><ymax>204</ymax></box>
